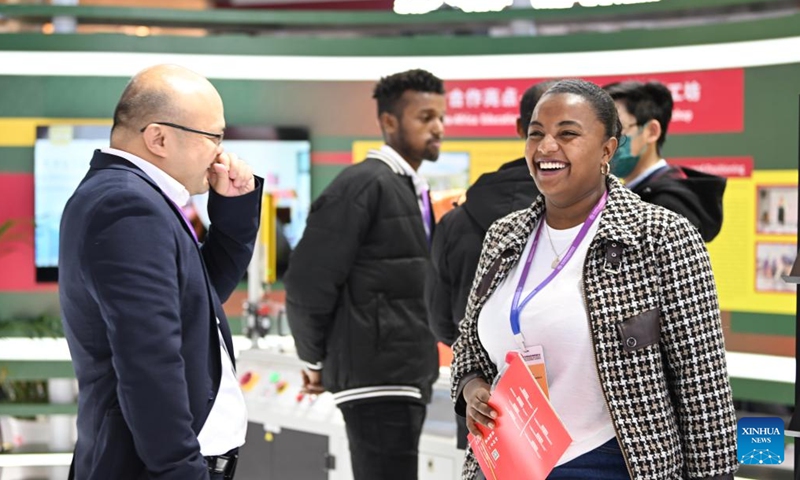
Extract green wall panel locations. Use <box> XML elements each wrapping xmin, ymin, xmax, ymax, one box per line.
<box><xmin>1</xmin><ymin>11</ymin><xmax>800</xmax><ymax>56</ymax></box>
<box><xmin>742</xmin><ymin>63</ymin><xmax>800</xmax><ymax>170</ymax></box>
<box><xmin>730</xmin><ymin>312</ymin><xmax>796</xmax><ymax>337</ymax></box>
<box><xmin>312</xmin><ymin>136</ymin><xmax>371</xmax><ymax>153</ymax></box>
<box><xmin>0</xmin><ymin>360</ymin><xmax>74</xmax><ymax>380</ymax></box>
<box><xmin>662</xmin><ymin>134</ymin><xmax>753</xmax><ymax>160</ymax></box>
<box><xmin>0</xmin><ymin>147</ymin><xmax>33</xmax><ymax>173</ymax></box>
<box><xmin>0</xmin><ymin>403</ymin><xmax>78</xmax><ymax>416</ymax></box>
<box><xmin>729</xmin><ymin>377</ymin><xmax>794</xmax><ymax>406</ymax></box>
<box><xmin>311</xmin><ymin>164</ymin><xmax>346</xmax><ymax>199</ymax></box>
<box><xmin>0</xmin><ymin>76</ymin><xmax>125</xmax><ymax>118</ymax></box>
<box><xmin>0</xmin><ymin>292</ymin><xmax>60</xmax><ymax>320</ymax></box>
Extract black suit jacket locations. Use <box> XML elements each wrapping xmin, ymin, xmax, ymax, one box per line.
<box><xmin>59</xmin><ymin>150</ymin><xmax>261</xmax><ymax>479</ymax></box>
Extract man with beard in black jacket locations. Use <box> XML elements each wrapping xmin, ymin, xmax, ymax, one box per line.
<box><xmin>603</xmin><ymin>80</ymin><xmax>726</xmax><ymax>242</ymax></box>
<box><xmin>424</xmin><ymin>81</ymin><xmax>552</xmax><ymax>449</ymax></box>
<box><xmin>284</xmin><ymin>69</ymin><xmax>444</xmax><ymax>480</ymax></box>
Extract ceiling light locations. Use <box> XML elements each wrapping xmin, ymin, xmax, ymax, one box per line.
<box><xmin>394</xmin><ymin>0</ymin><xmax>515</xmax><ymax>14</ymax></box>
<box><xmin>446</xmin><ymin>0</ymin><xmax>513</xmax><ymax>12</ymax></box>
<box><xmin>134</xmin><ymin>26</ymin><xmax>151</xmax><ymax>37</ymax></box>
<box><xmin>394</xmin><ymin>0</ymin><xmax>443</xmax><ymax>14</ymax></box>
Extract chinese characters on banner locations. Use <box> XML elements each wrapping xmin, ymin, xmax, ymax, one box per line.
<box><xmin>444</xmin><ymin>68</ymin><xmax>744</xmax><ymax>137</ymax></box>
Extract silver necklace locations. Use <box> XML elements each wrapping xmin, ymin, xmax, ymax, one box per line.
<box><xmin>544</xmin><ymin>222</ymin><xmax>569</xmax><ymax>269</ymax></box>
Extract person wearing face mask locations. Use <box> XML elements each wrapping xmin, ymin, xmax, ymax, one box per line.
<box><xmin>603</xmin><ymin>80</ymin><xmax>726</xmax><ymax>242</ymax></box>
<box><xmin>451</xmin><ymin>79</ymin><xmax>737</xmax><ymax>479</ymax></box>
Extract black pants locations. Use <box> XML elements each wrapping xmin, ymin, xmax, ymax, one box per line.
<box><xmin>339</xmin><ymin>400</ymin><xmax>426</xmax><ymax>480</ymax></box>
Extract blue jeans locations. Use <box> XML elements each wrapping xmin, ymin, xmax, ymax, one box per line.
<box><xmin>546</xmin><ymin>437</ymin><xmax>630</xmax><ymax>479</ymax></box>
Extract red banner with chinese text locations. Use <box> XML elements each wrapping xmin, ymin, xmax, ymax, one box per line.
<box><xmin>444</xmin><ymin>68</ymin><xmax>744</xmax><ymax>137</ymax></box>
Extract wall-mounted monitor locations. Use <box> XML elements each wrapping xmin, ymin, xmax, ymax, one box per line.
<box><xmin>34</xmin><ymin>125</ymin><xmax>111</xmax><ymax>282</ymax></box>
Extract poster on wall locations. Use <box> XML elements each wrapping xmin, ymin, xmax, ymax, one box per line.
<box><xmin>707</xmin><ymin>169</ymin><xmax>798</xmax><ymax>315</ymax></box>
<box><xmin>755</xmin><ymin>242</ymin><xmax>797</xmax><ymax>293</ymax></box>
<box><xmin>757</xmin><ymin>185</ymin><xmax>798</xmax><ymax>235</ymax></box>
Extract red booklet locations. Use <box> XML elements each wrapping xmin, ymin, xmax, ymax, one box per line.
<box><xmin>467</xmin><ymin>351</ymin><xmax>572</xmax><ymax>480</ymax></box>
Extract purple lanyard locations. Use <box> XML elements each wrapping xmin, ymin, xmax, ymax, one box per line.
<box><xmin>169</xmin><ymin>199</ymin><xmax>199</xmax><ymax>244</ymax></box>
<box><xmin>509</xmin><ymin>191</ymin><xmax>608</xmax><ymax>349</ymax></box>
<box><xmin>420</xmin><ymin>189</ymin><xmax>432</xmax><ymax>242</ymax></box>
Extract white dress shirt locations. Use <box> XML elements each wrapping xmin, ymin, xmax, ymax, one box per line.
<box><xmin>102</xmin><ymin>148</ymin><xmax>247</xmax><ymax>456</ymax></box>
<box><xmin>625</xmin><ymin>158</ymin><xmax>668</xmax><ymax>189</ymax></box>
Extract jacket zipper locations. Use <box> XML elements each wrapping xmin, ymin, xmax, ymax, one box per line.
<box><xmin>581</xmin><ymin>252</ymin><xmax>635</xmax><ymax>479</ymax></box>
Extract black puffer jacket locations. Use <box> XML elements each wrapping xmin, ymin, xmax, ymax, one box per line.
<box><xmin>425</xmin><ymin>158</ymin><xmax>539</xmax><ymax>345</ymax></box>
<box><xmin>285</xmin><ymin>157</ymin><xmax>439</xmax><ymax>406</ymax></box>
<box><xmin>631</xmin><ymin>165</ymin><xmax>726</xmax><ymax>242</ymax></box>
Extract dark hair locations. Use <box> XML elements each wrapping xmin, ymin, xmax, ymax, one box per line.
<box><xmin>541</xmin><ymin>79</ymin><xmax>622</xmax><ymax>141</ymax></box>
<box><xmin>603</xmin><ymin>80</ymin><xmax>673</xmax><ymax>154</ymax></box>
<box><xmin>372</xmin><ymin>69</ymin><xmax>445</xmax><ymax>118</ymax></box>
<box><xmin>519</xmin><ymin>80</ymin><xmax>558</xmax><ymax>128</ymax></box>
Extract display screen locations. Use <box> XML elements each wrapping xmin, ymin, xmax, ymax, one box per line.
<box><xmin>419</xmin><ymin>151</ymin><xmax>470</xmax><ymax>192</ymax></box>
<box><xmin>34</xmin><ymin>125</ymin><xmax>111</xmax><ymax>282</ymax></box>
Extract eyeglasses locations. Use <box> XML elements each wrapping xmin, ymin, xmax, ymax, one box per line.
<box><xmin>140</xmin><ymin>122</ymin><xmax>224</xmax><ymax>145</ymax></box>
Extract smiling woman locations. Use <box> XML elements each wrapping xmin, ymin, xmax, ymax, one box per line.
<box><xmin>451</xmin><ymin>79</ymin><xmax>739</xmax><ymax>480</ymax></box>
<box><xmin>525</xmin><ymin>80</ymin><xmax>619</xmax><ymax>228</ymax></box>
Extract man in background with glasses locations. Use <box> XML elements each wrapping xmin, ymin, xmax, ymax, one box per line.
<box><xmin>59</xmin><ymin>64</ymin><xmax>261</xmax><ymax>480</ymax></box>
<box><xmin>603</xmin><ymin>80</ymin><xmax>726</xmax><ymax>242</ymax></box>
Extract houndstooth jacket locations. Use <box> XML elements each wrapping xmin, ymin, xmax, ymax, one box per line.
<box><xmin>450</xmin><ymin>176</ymin><xmax>738</xmax><ymax>480</ymax></box>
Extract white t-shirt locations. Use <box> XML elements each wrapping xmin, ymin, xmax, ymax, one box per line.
<box><xmin>477</xmin><ymin>215</ymin><xmax>616</xmax><ymax>465</ymax></box>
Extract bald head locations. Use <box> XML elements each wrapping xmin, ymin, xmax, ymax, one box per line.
<box><xmin>111</xmin><ymin>64</ymin><xmax>221</xmax><ymax>145</ymax></box>
<box><xmin>109</xmin><ymin>65</ymin><xmax>227</xmax><ymax>194</ymax></box>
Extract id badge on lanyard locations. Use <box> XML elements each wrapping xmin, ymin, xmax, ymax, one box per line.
<box><xmin>519</xmin><ymin>345</ymin><xmax>549</xmax><ymax>399</ymax></box>
<box><xmin>508</xmin><ymin>192</ymin><xmax>607</xmax><ymax>401</ymax></box>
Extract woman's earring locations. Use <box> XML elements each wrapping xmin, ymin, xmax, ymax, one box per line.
<box><xmin>600</xmin><ymin>162</ymin><xmax>610</xmax><ymax>176</ymax></box>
